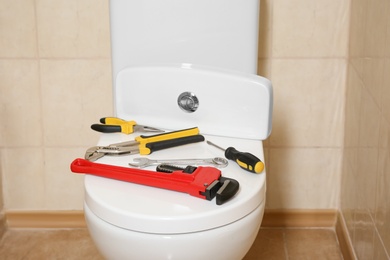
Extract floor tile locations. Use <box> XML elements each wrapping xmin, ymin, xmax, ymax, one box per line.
<box><xmin>0</xmin><ymin>227</ymin><xmax>343</xmax><ymax>259</ymax></box>
<box><xmin>285</xmin><ymin>229</ymin><xmax>343</xmax><ymax>260</ymax></box>
<box><xmin>244</xmin><ymin>228</ymin><xmax>286</xmax><ymax>260</ymax></box>
<box><xmin>0</xmin><ymin>229</ymin><xmax>103</xmax><ymax>260</ymax></box>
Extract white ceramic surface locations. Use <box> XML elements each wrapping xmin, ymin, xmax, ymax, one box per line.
<box><xmin>109</xmin><ymin>0</ymin><xmax>260</xmax><ymax>80</ymax></box>
<box><xmin>115</xmin><ymin>64</ymin><xmax>273</xmax><ymax>140</ymax></box>
<box><xmin>85</xmin><ymin>201</ymin><xmax>264</xmax><ymax>260</ymax></box>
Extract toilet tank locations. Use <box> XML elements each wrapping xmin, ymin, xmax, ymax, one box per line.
<box><xmin>109</xmin><ymin>0</ymin><xmax>260</xmax><ymax>82</ymax></box>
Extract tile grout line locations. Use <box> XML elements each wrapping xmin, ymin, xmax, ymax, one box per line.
<box><xmin>368</xmin><ymin>210</ymin><xmax>390</xmax><ymax>259</ymax></box>
<box><xmin>282</xmin><ymin>229</ymin><xmax>290</xmax><ymax>260</ymax></box>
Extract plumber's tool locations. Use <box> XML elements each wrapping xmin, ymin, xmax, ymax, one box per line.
<box><xmin>91</xmin><ymin>117</ymin><xmax>163</xmax><ymax>134</ymax></box>
<box><xmin>70</xmin><ymin>158</ymin><xmax>239</xmax><ymax>205</ymax></box>
<box><xmin>128</xmin><ymin>157</ymin><xmax>228</xmax><ymax>168</ymax></box>
<box><xmin>206</xmin><ymin>141</ymin><xmax>264</xmax><ymax>174</ymax></box>
<box><xmin>85</xmin><ymin>127</ymin><xmax>203</xmax><ymax>161</ymax></box>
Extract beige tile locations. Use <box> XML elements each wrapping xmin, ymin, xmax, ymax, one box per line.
<box><xmin>40</xmin><ymin>59</ymin><xmax>113</xmax><ymax>147</ymax></box>
<box><xmin>258</xmin><ymin>0</ymin><xmax>273</xmax><ymax>58</ymax></box>
<box><xmin>358</xmin><ymin>88</ymin><xmax>381</xmax><ymax>148</ymax></box>
<box><xmin>0</xmin><ymin>228</ymin><xmax>343</xmax><ymax>259</ymax></box>
<box><xmin>0</xmin><ymin>229</ymin><xmax>103</xmax><ymax>260</ymax></box>
<box><xmin>266</xmin><ymin>148</ymin><xmax>341</xmax><ymax>209</ymax></box>
<box><xmin>285</xmin><ymin>229</ymin><xmax>343</xmax><ymax>260</ymax></box>
<box><xmin>348</xmin><ymin>0</ymin><xmax>367</xmax><ymax>58</ymax></box>
<box><xmin>257</xmin><ymin>58</ymin><xmax>272</xmax><ymax>79</ymax></box>
<box><xmin>363</xmin><ymin>0</ymin><xmax>388</xmax><ymax>57</ymax></box>
<box><xmin>36</xmin><ymin>0</ymin><xmax>110</xmax><ymax>58</ymax></box>
<box><xmin>0</xmin><ymin>60</ymin><xmax>42</xmax><ymax>147</ymax></box>
<box><xmin>373</xmin><ymin>231</ymin><xmax>390</xmax><ymax>260</ymax></box>
<box><xmin>273</xmin><ymin>0</ymin><xmax>349</xmax><ymax>58</ymax></box>
<box><xmin>0</xmin><ymin>229</ymin><xmax>39</xmax><ymax>259</ymax></box>
<box><xmin>362</xmin><ymin>58</ymin><xmax>385</xmax><ymax>107</ymax></box>
<box><xmin>270</xmin><ymin>59</ymin><xmax>346</xmax><ymax>147</ymax></box>
<box><xmin>375</xmin><ymin>118</ymin><xmax>390</xmax><ymax>252</ymax></box>
<box><xmin>244</xmin><ymin>228</ymin><xmax>286</xmax><ymax>260</ymax></box>
<box><xmin>355</xmin><ymin>147</ymin><xmax>378</xmax><ymax>213</ymax></box>
<box><xmin>386</xmin><ymin>7</ymin><xmax>390</xmax><ymax>58</ymax></box>
<box><xmin>2</xmin><ymin>148</ymin><xmax>45</xmax><ymax>209</ymax></box>
<box><xmin>43</xmin><ymin>148</ymin><xmax>86</xmax><ymax>210</ymax></box>
<box><xmin>340</xmin><ymin>147</ymin><xmax>359</xmax><ymax>235</ymax></box>
<box><xmin>353</xmin><ymin>209</ymin><xmax>376</xmax><ymax>260</ymax></box>
<box><xmin>382</xmin><ymin>59</ymin><xmax>390</xmax><ymax>124</ymax></box>
<box><xmin>344</xmin><ymin>64</ymin><xmax>363</xmax><ymax>147</ymax></box>
<box><xmin>0</xmin><ymin>0</ymin><xmax>37</xmax><ymax>58</ymax></box>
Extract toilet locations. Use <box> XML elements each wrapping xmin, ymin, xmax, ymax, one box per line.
<box><xmin>82</xmin><ymin>0</ymin><xmax>273</xmax><ymax>259</ymax></box>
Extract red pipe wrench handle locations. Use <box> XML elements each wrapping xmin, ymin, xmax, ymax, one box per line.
<box><xmin>70</xmin><ymin>158</ymin><xmax>236</xmax><ymax>203</ymax></box>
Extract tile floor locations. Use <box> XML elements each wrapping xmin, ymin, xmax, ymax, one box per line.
<box><xmin>0</xmin><ymin>227</ymin><xmax>343</xmax><ymax>259</ymax></box>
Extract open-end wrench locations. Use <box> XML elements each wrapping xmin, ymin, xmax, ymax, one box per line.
<box><xmin>128</xmin><ymin>157</ymin><xmax>228</xmax><ymax>168</ymax></box>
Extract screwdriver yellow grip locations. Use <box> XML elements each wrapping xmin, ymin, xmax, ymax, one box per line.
<box><xmin>236</xmin><ymin>160</ymin><xmax>264</xmax><ymax>173</ymax></box>
<box><xmin>136</xmin><ymin>127</ymin><xmax>199</xmax><ymax>153</ymax></box>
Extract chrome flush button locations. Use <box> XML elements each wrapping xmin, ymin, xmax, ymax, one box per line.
<box><xmin>177</xmin><ymin>92</ymin><xmax>199</xmax><ymax>113</ymax></box>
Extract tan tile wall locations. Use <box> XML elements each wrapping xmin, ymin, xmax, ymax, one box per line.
<box><xmin>0</xmin><ymin>0</ymin><xmax>113</xmax><ymax>210</ymax></box>
<box><xmin>260</xmin><ymin>0</ymin><xmax>348</xmax><ymax>209</ymax></box>
<box><xmin>0</xmin><ymin>0</ymin><xmax>348</xmax><ymax>211</ymax></box>
<box><xmin>341</xmin><ymin>0</ymin><xmax>390</xmax><ymax>258</ymax></box>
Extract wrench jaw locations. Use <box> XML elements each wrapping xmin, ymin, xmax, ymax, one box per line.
<box><xmin>156</xmin><ymin>164</ymin><xmax>240</xmax><ymax>205</ymax></box>
<box><xmin>202</xmin><ymin>177</ymin><xmax>240</xmax><ymax>205</ymax></box>
<box><xmin>84</xmin><ymin>146</ymin><xmax>139</xmax><ymax>162</ymax></box>
<box><xmin>85</xmin><ymin>146</ymin><xmax>105</xmax><ymax>162</ymax></box>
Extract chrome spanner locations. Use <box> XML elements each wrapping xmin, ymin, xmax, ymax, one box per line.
<box><xmin>128</xmin><ymin>157</ymin><xmax>228</xmax><ymax>168</ymax></box>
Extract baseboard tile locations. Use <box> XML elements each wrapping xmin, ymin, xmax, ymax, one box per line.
<box><xmin>6</xmin><ymin>211</ymin><xmax>86</xmax><ymax>229</ymax></box>
<box><xmin>261</xmin><ymin>209</ymin><xmax>337</xmax><ymax>228</ymax></box>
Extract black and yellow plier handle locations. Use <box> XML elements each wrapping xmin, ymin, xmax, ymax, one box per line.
<box><xmin>91</xmin><ymin>117</ymin><xmax>163</xmax><ymax>134</ymax></box>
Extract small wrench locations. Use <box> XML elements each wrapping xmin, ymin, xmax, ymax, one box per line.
<box><xmin>128</xmin><ymin>157</ymin><xmax>228</xmax><ymax>168</ymax></box>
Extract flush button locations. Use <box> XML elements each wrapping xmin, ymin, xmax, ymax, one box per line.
<box><xmin>178</xmin><ymin>92</ymin><xmax>199</xmax><ymax>113</ymax></box>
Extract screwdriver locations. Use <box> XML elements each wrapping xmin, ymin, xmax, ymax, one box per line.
<box><xmin>206</xmin><ymin>141</ymin><xmax>264</xmax><ymax>174</ymax></box>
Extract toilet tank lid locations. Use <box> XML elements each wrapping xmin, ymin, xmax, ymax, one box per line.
<box><xmin>84</xmin><ymin>134</ymin><xmax>266</xmax><ymax>234</ymax></box>
<box><xmin>114</xmin><ymin>64</ymin><xmax>273</xmax><ymax>140</ymax></box>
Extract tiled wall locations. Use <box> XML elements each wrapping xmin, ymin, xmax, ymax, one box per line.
<box><xmin>260</xmin><ymin>0</ymin><xmax>349</xmax><ymax>209</ymax></box>
<box><xmin>0</xmin><ymin>0</ymin><xmax>113</xmax><ymax>210</ymax></box>
<box><xmin>341</xmin><ymin>0</ymin><xmax>390</xmax><ymax>258</ymax></box>
<box><xmin>0</xmin><ymin>0</ymin><xmax>349</xmax><ymax>211</ymax></box>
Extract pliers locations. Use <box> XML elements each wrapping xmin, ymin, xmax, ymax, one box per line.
<box><xmin>91</xmin><ymin>117</ymin><xmax>163</xmax><ymax>134</ymax></box>
<box><xmin>85</xmin><ymin>127</ymin><xmax>204</xmax><ymax>161</ymax></box>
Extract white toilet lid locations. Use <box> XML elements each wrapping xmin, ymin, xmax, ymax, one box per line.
<box><xmin>84</xmin><ymin>134</ymin><xmax>266</xmax><ymax>234</ymax></box>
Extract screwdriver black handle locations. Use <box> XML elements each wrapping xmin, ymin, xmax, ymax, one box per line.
<box><xmin>225</xmin><ymin>147</ymin><xmax>264</xmax><ymax>174</ymax></box>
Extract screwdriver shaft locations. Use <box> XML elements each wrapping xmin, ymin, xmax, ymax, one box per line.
<box><xmin>206</xmin><ymin>141</ymin><xmax>225</xmax><ymax>151</ymax></box>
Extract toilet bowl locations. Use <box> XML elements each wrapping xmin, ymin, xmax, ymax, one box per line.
<box><xmin>80</xmin><ymin>0</ymin><xmax>273</xmax><ymax>258</ymax></box>
<box><xmin>82</xmin><ymin>65</ymin><xmax>272</xmax><ymax>259</ymax></box>
<box><xmin>85</xmin><ymin>136</ymin><xmax>266</xmax><ymax>260</ymax></box>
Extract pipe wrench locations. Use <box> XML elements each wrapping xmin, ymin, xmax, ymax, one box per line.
<box><xmin>70</xmin><ymin>158</ymin><xmax>239</xmax><ymax>205</ymax></box>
